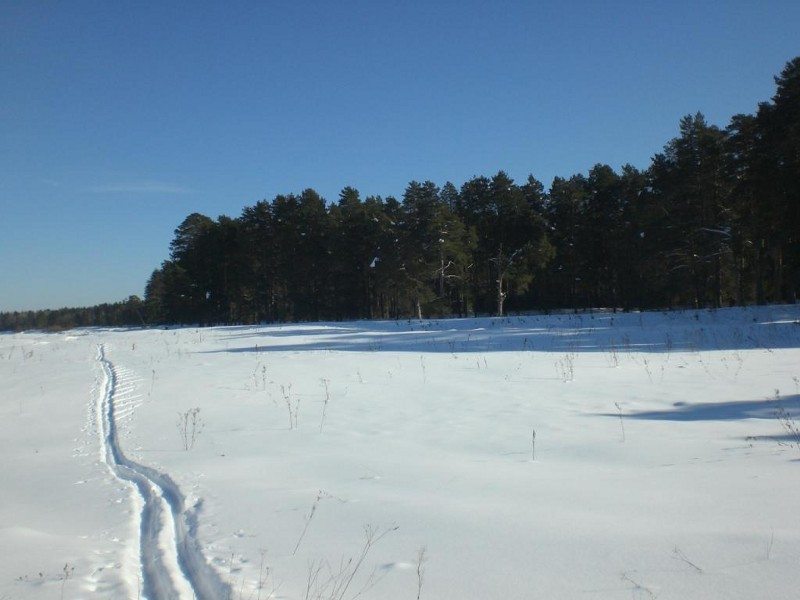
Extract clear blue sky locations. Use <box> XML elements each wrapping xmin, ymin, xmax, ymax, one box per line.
<box><xmin>1</xmin><ymin>1</ymin><xmax>799</xmax><ymax>311</ymax></box>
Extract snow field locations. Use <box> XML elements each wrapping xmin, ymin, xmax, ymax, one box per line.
<box><xmin>1</xmin><ymin>306</ymin><xmax>800</xmax><ymax>599</ymax></box>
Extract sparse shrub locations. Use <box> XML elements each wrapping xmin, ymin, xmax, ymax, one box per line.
<box><xmin>774</xmin><ymin>390</ymin><xmax>800</xmax><ymax>452</ymax></box>
<box><xmin>60</xmin><ymin>563</ymin><xmax>74</xmax><ymax>600</ymax></box>
<box><xmin>282</xmin><ymin>384</ymin><xmax>300</xmax><ymax>429</ymax></box>
<box><xmin>177</xmin><ymin>407</ymin><xmax>204</xmax><ymax>450</ymax></box>
<box><xmin>319</xmin><ymin>379</ymin><xmax>331</xmax><ymax>433</ymax></box>
<box><xmin>302</xmin><ymin>524</ymin><xmax>398</xmax><ymax>600</ymax></box>
<box><xmin>293</xmin><ymin>490</ymin><xmax>324</xmax><ymax>555</ymax></box>
<box><xmin>555</xmin><ymin>352</ymin><xmax>575</xmax><ymax>382</ymax></box>
<box><xmin>606</xmin><ymin>342</ymin><xmax>619</xmax><ymax>368</ymax></box>
<box><xmin>416</xmin><ymin>546</ymin><xmax>427</xmax><ymax>600</ymax></box>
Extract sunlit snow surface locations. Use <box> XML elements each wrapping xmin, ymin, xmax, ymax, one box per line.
<box><xmin>2</xmin><ymin>306</ymin><xmax>800</xmax><ymax>599</ymax></box>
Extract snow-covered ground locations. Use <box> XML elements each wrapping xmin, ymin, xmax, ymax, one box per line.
<box><xmin>2</xmin><ymin>306</ymin><xmax>800</xmax><ymax>599</ymax></box>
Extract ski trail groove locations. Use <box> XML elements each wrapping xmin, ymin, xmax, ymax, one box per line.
<box><xmin>96</xmin><ymin>344</ymin><xmax>230</xmax><ymax>600</ymax></box>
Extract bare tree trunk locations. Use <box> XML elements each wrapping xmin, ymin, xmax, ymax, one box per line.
<box><xmin>496</xmin><ymin>246</ymin><xmax>506</xmax><ymax>316</ymax></box>
<box><xmin>496</xmin><ymin>273</ymin><xmax>505</xmax><ymax>316</ymax></box>
<box><xmin>439</xmin><ymin>251</ymin><xmax>445</xmax><ymax>297</ymax></box>
<box><xmin>736</xmin><ymin>255</ymin><xmax>745</xmax><ymax>306</ymax></box>
<box><xmin>773</xmin><ymin>245</ymin><xmax>784</xmax><ymax>302</ymax></box>
<box><xmin>755</xmin><ymin>243</ymin><xmax>765</xmax><ymax>304</ymax></box>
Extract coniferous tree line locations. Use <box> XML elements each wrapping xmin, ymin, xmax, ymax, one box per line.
<box><xmin>0</xmin><ymin>296</ymin><xmax>146</xmax><ymax>332</ymax></box>
<box><xmin>2</xmin><ymin>57</ymin><xmax>799</xmax><ymax>331</ymax></box>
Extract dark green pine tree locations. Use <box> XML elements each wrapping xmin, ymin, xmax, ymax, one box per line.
<box><xmin>239</xmin><ymin>200</ymin><xmax>278</xmax><ymax>321</ymax></box>
<box><xmin>462</xmin><ymin>171</ymin><xmax>553</xmax><ymax>316</ymax></box>
<box><xmin>328</xmin><ymin>187</ymin><xmax>392</xmax><ymax>319</ymax></box>
<box><xmin>167</xmin><ymin>212</ymin><xmax>216</xmax><ymax>323</ymax></box>
<box><xmin>759</xmin><ymin>57</ymin><xmax>800</xmax><ymax>301</ymax></box>
<box><xmin>546</xmin><ymin>174</ymin><xmax>589</xmax><ymax>310</ymax></box>
<box><xmin>398</xmin><ymin>181</ymin><xmax>443</xmax><ymax>319</ymax></box>
<box><xmin>648</xmin><ymin>113</ymin><xmax>731</xmax><ymax>308</ymax></box>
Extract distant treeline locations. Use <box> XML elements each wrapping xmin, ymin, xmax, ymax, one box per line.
<box><xmin>0</xmin><ymin>298</ymin><xmax>146</xmax><ymax>332</ymax></box>
<box><xmin>2</xmin><ymin>57</ymin><xmax>799</xmax><ymax>331</ymax></box>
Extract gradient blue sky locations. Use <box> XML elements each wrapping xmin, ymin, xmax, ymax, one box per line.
<box><xmin>2</xmin><ymin>1</ymin><xmax>799</xmax><ymax>311</ymax></box>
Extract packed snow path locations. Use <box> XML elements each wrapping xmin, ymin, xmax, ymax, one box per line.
<box><xmin>96</xmin><ymin>345</ymin><xmax>230</xmax><ymax>600</ymax></box>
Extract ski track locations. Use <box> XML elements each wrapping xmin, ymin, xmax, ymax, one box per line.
<box><xmin>96</xmin><ymin>344</ymin><xmax>230</xmax><ymax>600</ymax></box>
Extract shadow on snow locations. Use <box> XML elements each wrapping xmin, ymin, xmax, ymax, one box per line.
<box><xmin>598</xmin><ymin>395</ymin><xmax>800</xmax><ymax>422</ymax></box>
<box><xmin>200</xmin><ymin>305</ymin><xmax>800</xmax><ymax>355</ymax></box>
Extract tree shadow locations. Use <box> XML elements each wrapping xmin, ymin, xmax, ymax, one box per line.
<box><xmin>743</xmin><ymin>434</ymin><xmax>800</xmax><ymax>444</ymax></box>
<box><xmin>597</xmin><ymin>395</ymin><xmax>800</xmax><ymax>422</ymax></box>
<box><xmin>201</xmin><ymin>305</ymin><xmax>800</xmax><ymax>354</ymax></box>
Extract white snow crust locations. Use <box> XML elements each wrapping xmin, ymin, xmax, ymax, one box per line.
<box><xmin>2</xmin><ymin>305</ymin><xmax>800</xmax><ymax>599</ymax></box>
